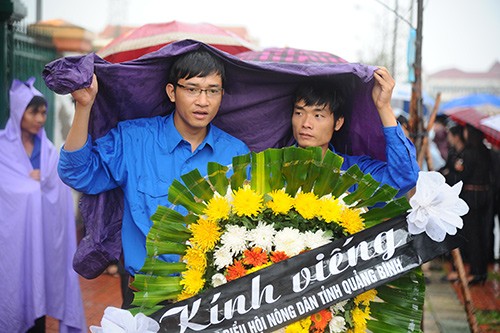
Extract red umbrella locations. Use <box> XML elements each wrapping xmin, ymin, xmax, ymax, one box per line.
<box><xmin>237</xmin><ymin>47</ymin><xmax>348</xmax><ymax>64</ymax></box>
<box><xmin>445</xmin><ymin>104</ymin><xmax>500</xmax><ymax>148</ymax></box>
<box><xmin>97</xmin><ymin>21</ymin><xmax>257</xmax><ymax>63</ymax></box>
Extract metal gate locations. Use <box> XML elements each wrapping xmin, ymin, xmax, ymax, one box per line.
<box><xmin>1</xmin><ymin>20</ymin><xmax>59</xmax><ymax>139</ymax></box>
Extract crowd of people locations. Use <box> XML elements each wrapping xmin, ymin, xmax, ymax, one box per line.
<box><xmin>1</xmin><ymin>41</ymin><xmax>498</xmax><ymax>331</ymax></box>
<box><xmin>431</xmin><ymin>115</ymin><xmax>499</xmax><ymax>285</ymax></box>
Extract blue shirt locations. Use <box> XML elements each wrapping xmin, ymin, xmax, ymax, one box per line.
<box><xmin>30</xmin><ymin>135</ymin><xmax>41</xmax><ymax>169</ymax></box>
<box><xmin>58</xmin><ymin>113</ymin><xmax>250</xmax><ymax>274</ymax></box>
<box><xmin>332</xmin><ymin>124</ymin><xmax>419</xmax><ymax>195</ymax></box>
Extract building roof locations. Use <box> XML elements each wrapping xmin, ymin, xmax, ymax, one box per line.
<box><xmin>28</xmin><ymin>19</ymin><xmax>94</xmax><ymax>53</ymax></box>
<box><xmin>429</xmin><ymin>61</ymin><xmax>500</xmax><ymax>79</ymax></box>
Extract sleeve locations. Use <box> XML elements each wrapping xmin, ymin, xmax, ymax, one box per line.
<box><xmin>58</xmin><ymin>129</ymin><xmax>126</xmax><ymax>194</ymax></box>
<box><xmin>344</xmin><ymin>125</ymin><xmax>419</xmax><ymax>195</ymax></box>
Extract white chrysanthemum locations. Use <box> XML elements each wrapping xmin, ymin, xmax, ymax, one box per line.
<box><xmin>304</xmin><ymin>230</ymin><xmax>331</xmax><ymax>249</ymax></box>
<box><xmin>248</xmin><ymin>221</ymin><xmax>276</xmax><ymax>252</ymax></box>
<box><xmin>273</xmin><ymin>227</ymin><xmax>305</xmax><ymax>256</ymax></box>
<box><xmin>330</xmin><ymin>300</ymin><xmax>348</xmax><ymax>313</ymax></box>
<box><xmin>328</xmin><ymin>316</ymin><xmax>347</xmax><ymax>333</ymax></box>
<box><xmin>220</xmin><ymin>225</ymin><xmax>248</xmax><ymax>254</ymax></box>
<box><xmin>211</xmin><ymin>273</ymin><xmax>227</xmax><ymax>287</ymax></box>
<box><xmin>213</xmin><ymin>246</ymin><xmax>234</xmax><ymax>270</ymax></box>
<box><xmin>407</xmin><ymin>171</ymin><xmax>469</xmax><ymax>242</ymax></box>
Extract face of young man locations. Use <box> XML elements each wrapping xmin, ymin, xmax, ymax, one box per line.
<box><xmin>292</xmin><ymin>100</ymin><xmax>344</xmax><ymax>155</ymax></box>
<box><xmin>166</xmin><ymin>73</ymin><xmax>223</xmax><ymax>136</ymax></box>
<box><xmin>21</xmin><ymin>104</ymin><xmax>47</xmax><ymax>136</ymax></box>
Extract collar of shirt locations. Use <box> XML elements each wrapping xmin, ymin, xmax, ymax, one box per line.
<box><xmin>164</xmin><ymin>111</ymin><xmax>215</xmax><ymax>154</ymax></box>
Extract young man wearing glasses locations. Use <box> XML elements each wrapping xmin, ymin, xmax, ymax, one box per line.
<box><xmin>59</xmin><ymin>50</ymin><xmax>250</xmax><ymax>307</ymax></box>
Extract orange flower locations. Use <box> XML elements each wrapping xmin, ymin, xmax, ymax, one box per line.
<box><xmin>270</xmin><ymin>251</ymin><xmax>289</xmax><ymax>263</ymax></box>
<box><xmin>310</xmin><ymin>309</ymin><xmax>333</xmax><ymax>333</ymax></box>
<box><xmin>243</xmin><ymin>247</ymin><xmax>269</xmax><ymax>267</ymax></box>
<box><xmin>225</xmin><ymin>260</ymin><xmax>247</xmax><ymax>281</ymax></box>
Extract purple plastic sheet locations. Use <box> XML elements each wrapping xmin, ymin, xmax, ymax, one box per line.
<box><xmin>43</xmin><ymin>39</ymin><xmax>385</xmax><ymax>278</ymax></box>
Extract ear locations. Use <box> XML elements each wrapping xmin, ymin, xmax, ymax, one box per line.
<box><xmin>334</xmin><ymin>116</ymin><xmax>345</xmax><ymax>131</ymax></box>
<box><xmin>166</xmin><ymin>83</ymin><xmax>175</xmax><ymax>102</ymax></box>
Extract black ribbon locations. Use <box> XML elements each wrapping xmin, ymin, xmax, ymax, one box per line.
<box><xmin>152</xmin><ymin>214</ymin><xmax>463</xmax><ymax>333</ymax></box>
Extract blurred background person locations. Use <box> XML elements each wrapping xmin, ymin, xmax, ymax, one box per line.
<box><xmin>440</xmin><ymin>123</ymin><xmax>465</xmax><ymax>186</ymax></box>
<box><xmin>0</xmin><ymin>78</ymin><xmax>86</xmax><ymax>332</ymax></box>
<box><xmin>433</xmin><ymin>114</ymin><xmax>449</xmax><ymax>162</ymax></box>
<box><xmin>458</xmin><ymin>124</ymin><xmax>494</xmax><ymax>285</ymax></box>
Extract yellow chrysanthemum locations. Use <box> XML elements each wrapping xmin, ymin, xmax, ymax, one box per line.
<box><xmin>180</xmin><ymin>268</ymin><xmax>205</xmax><ymax>294</ymax></box>
<box><xmin>231</xmin><ymin>185</ymin><xmax>264</xmax><ymax>217</ymax></box>
<box><xmin>189</xmin><ymin>218</ymin><xmax>221</xmax><ymax>252</ymax></box>
<box><xmin>352</xmin><ymin>306</ymin><xmax>369</xmax><ymax>333</ymax></box>
<box><xmin>294</xmin><ymin>192</ymin><xmax>319</xmax><ymax>219</ymax></box>
<box><xmin>246</xmin><ymin>262</ymin><xmax>272</xmax><ymax>275</ymax></box>
<box><xmin>177</xmin><ymin>289</ymin><xmax>197</xmax><ymax>301</ymax></box>
<box><xmin>354</xmin><ymin>289</ymin><xmax>377</xmax><ymax>306</ymax></box>
<box><xmin>318</xmin><ymin>197</ymin><xmax>343</xmax><ymax>223</ymax></box>
<box><xmin>183</xmin><ymin>247</ymin><xmax>207</xmax><ymax>271</ymax></box>
<box><xmin>285</xmin><ymin>316</ymin><xmax>311</xmax><ymax>333</ymax></box>
<box><xmin>204</xmin><ymin>195</ymin><xmax>231</xmax><ymax>221</ymax></box>
<box><xmin>267</xmin><ymin>189</ymin><xmax>294</xmax><ymax>215</ymax></box>
<box><xmin>340</xmin><ymin>207</ymin><xmax>365</xmax><ymax>234</ymax></box>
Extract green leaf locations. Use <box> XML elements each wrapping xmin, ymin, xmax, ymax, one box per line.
<box><xmin>265</xmin><ymin>148</ymin><xmax>285</xmax><ymax>190</ymax></box>
<box><xmin>139</xmin><ymin>258</ymin><xmax>186</xmax><ymax>276</ymax></box>
<box><xmin>132</xmin><ymin>290</ymin><xmax>180</xmax><ymax>308</ymax></box>
<box><xmin>282</xmin><ymin>147</ymin><xmax>316</xmax><ymax>196</ymax></box>
<box><xmin>368</xmin><ymin>269</ymin><xmax>425</xmax><ymax>332</ymax></box>
<box><xmin>207</xmin><ymin>162</ymin><xmax>229</xmax><ymax>195</ymax></box>
<box><xmin>251</xmin><ymin>150</ymin><xmax>269</xmax><ymax>195</ymax></box>
<box><xmin>148</xmin><ymin>224</ymin><xmax>191</xmax><ymax>243</ymax></box>
<box><xmin>181</xmin><ymin>169</ymin><xmax>214</xmax><ymax>202</ymax></box>
<box><xmin>331</xmin><ymin>164</ymin><xmax>364</xmax><ymax>197</ymax></box>
<box><xmin>151</xmin><ymin>206</ymin><xmax>185</xmax><ymax>225</ymax></box>
<box><xmin>367</xmin><ymin>319</ymin><xmax>422</xmax><ymax>333</ymax></box>
<box><xmin>168</xmin><ymin>179</ymin><xmax>206</xmax><ymax>215</ymax></box>
<box><xmin>362</xmin><ymin>197</ymin><xmax>411</xmax><ymax>226</ymax></box>
<box><xmin>354</xmin><ymin>184</ymin><xmax>398</xmax><ymax>209</ymax></box>
<box><xmin>300</xmin><ymin>147</ymin><xmax>323</xmax><ymax>193</ymax></box>
<box><xmin>129</xmin><ymin>305</ymin><xmax>164</xmax><ymax>317</ymax></box>
<box><xmin>342</xmin><ymin>173</ymin><xmax>379</xmax><ymax>206</ymax></box>
<box><xmin>132</xmin><ymin>274</ymin><xmax>183</xmax><ymax>291</ymax></box>
<box><xmin>313</xmin><ymin>150</ymin><xmax>343</xmax><ymax>197</ymax></box>
<box><xmin>230</xmin><ymin>153</ymin><xmax>251</xmax><ymax>190</ymax></box>
<box><xmin>146</xmin><ymin>240</ymin><xmax>187</xmax><ymax>256</ymax></box>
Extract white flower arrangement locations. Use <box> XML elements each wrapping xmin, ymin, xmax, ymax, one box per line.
<box><xmin>407</xmin><ymin>171</ymin><xmax>469</xmax><ymax>242</ymax></box>
<box><xmin>89</xmin><ymin>307</ymin><xmax>159</xmax><ymax>333</ymax></box>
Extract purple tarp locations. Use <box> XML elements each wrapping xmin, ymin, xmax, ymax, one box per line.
<box><xmin>43</xmin><ymin>39</ymin><xmax>385</xmax><ymax>278</ymax></box>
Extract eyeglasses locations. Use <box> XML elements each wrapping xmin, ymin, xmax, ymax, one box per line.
<box><xmin>176</xmin><ymin>83</ymin><xmax>223</xmax><ymax>98</ymax></box>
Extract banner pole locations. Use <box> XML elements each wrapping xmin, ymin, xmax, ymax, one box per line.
<box><xmin>451</xmin><ymin>248</ymin><xmax>479</xmax><ymax>333</ymax></box>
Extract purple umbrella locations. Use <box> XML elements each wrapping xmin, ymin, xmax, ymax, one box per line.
<box><xmin>237</xmin><ymin>47</ymin><xmax>348</xmax><ymax>64</ymax></box>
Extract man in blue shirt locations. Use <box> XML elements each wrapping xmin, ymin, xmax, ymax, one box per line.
<box><xmin>292</xmin><ymin>67</ymin><xmax>419</xmax><ymax>195</ymax></box>
<box><xmin>58</xmin><ymin>50</ymin><xmax>250</xmax><ymax>306</ymax></box>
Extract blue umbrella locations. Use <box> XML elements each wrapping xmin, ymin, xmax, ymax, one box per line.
<box><xmin>439</xmin><ymin>93</ymin><xmax>500</xmax><ymax>113</ymax></box>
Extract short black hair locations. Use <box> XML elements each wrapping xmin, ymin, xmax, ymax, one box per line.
<box><xmin>294</xmin><ymin>79</ymin><xmax>345</xmax><ymax>120</ymax></box>
<box><xmin>168</xmin><ymin>50</ymin><xmax>226</xmax><ymax>86</ymax></box>
<box><xmin>26</xmin><ymin>95</ymin><xmax>47</xmax><ymax>110</ymax></box>
<box><xmin>448</xmin><ymin>124</ymin><xmax>464</xmax><ymax>141</ymax></box>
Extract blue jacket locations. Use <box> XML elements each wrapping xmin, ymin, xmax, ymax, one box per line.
<box><xmin>59</xmin><ymin>112</ymin><xmax>250</xmax><ymax>274</ymax></box>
